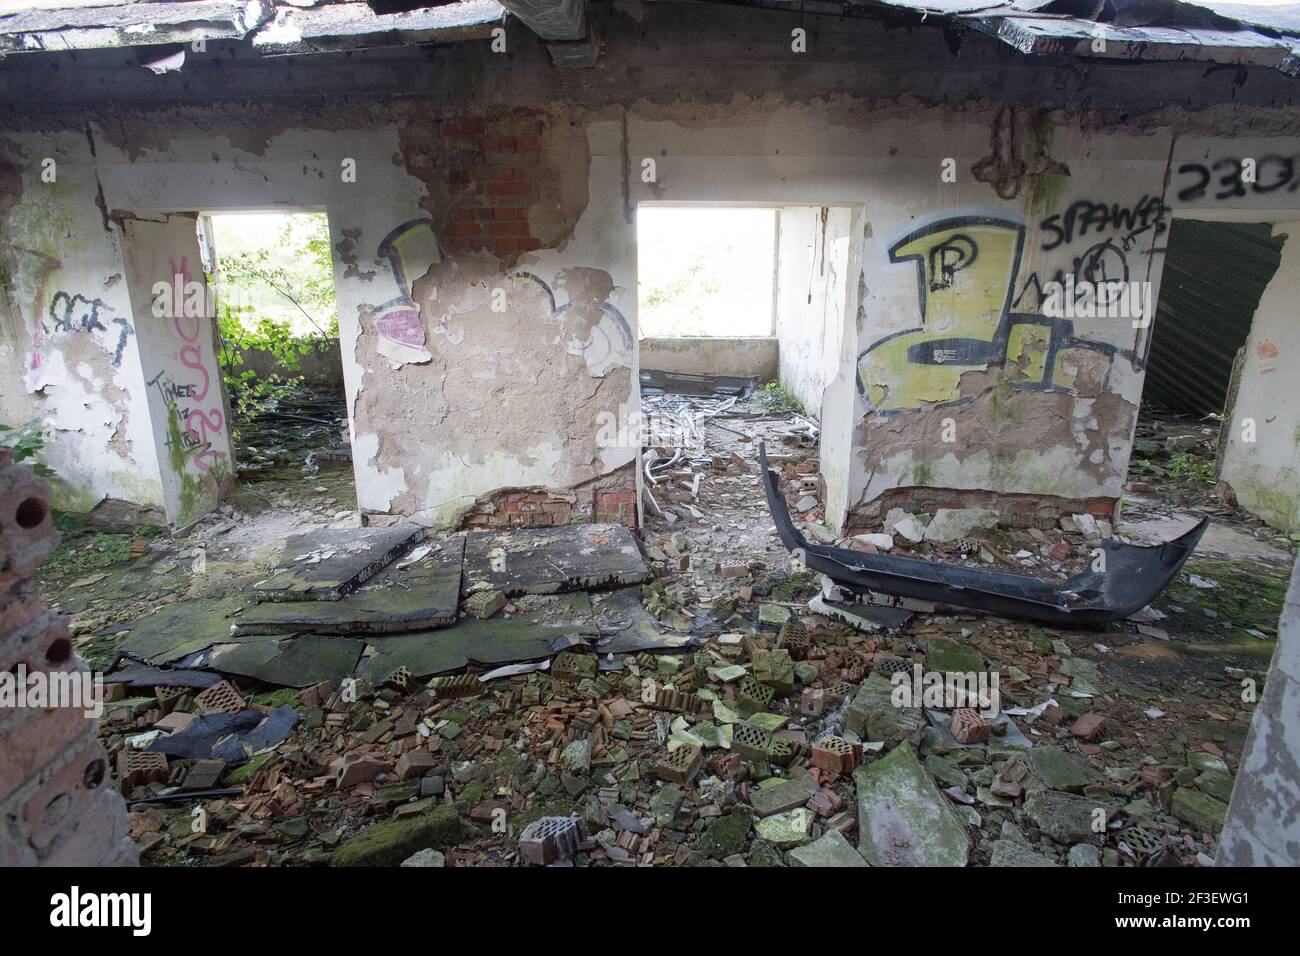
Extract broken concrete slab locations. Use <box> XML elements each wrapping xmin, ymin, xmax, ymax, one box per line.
<box><xmin>237</xmin><ymin>537</ymin><xmax>464</xmax><ymax>634</ymax></box>
<box><xmin>1024</xmin><ymin>788</ymin><xmax>1115</xmax><ymax>844</ymax></box>
<box><xmin>749</xmin><ymin>773</ymin><xmax>819</xmax><ymax>817</ymax></box>
<box><xmin>989</xmin><ymin>839</ymin><xmax>1059</xmax><ymax>866</ymax></box>
<box><xmin>463</xmin><ymin>523</ymin><xmax>649</xmax><ymax>596</ymax></box>
<box><xmin>254</xmin><ymin>526</ymin><xmax>422</xmax><ymax>602</ymax></box>
<box><xmin>103</xmin><ymin>665</ymin><xmax>223</xmax><ymax>690</ymax></box>
<box><xmin>853</xmin><ymin>744</ymin><xmax>969</xmax><ymax>866</ymax></box>
<box><xmin>1171</xmin><ymin>787</ymin><xmax>1228</xmax><ymax>832</ymax></box>
<box><xmin>593</xmin><ymin>586</ymin><xmax>693</xmax><ymax>654</ymax></box>
<box><xmin>357</xmin><ymin>592</ymin><xmax>597</xmax><ymax>684</ymax></box>
<box><xmin>925</xmin><ymin>636</ymin><xmax>984</xmax><ymax>674</ymax></box>
<box><xmin>112</xmin><ymin>595</ymin><xmax>251</xmax><ymax>664</ymax></box>
<box><xmin>922</xmin><ymin>508</ymin><xmax>998</xmax><ymax>543</ymax></box>
<box><xmin>330</xmin><ymin>804</ymin><xmax>462</xmax><ymax>867</ymax></box>
<box><xmin>843</xmin><ymin>671</ymin><xmax>924</xmax><ymax>748</ymax></box>
<box><xmin>1023</xmin><ymin>747</ymin><xmax>1103</xmax><ymax>794</ymax></box>
<box><xmin>206</xmin><ymin>634</ymin><xmax>366</xmax><ymax>688</ymax></box>
<box><xmin>808</xmin><ymin>594</ymin><xmax>913</xmax><ymax>634</ymax></box>
<box><xmin>754</xmin><ymin>807</ymin><xmax>813</xmax><ymax>848</ymax></box>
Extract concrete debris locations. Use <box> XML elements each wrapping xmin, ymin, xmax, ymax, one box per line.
<box><xmin>20</xmin><ymin>388</ymin><xmax>1281</xmax><ymax>869</ymax></box>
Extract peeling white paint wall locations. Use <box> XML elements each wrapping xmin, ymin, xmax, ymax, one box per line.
<box><xmin>1219</xmin><ymin>220</ymin><xmax>1300</xmax><ymax>531</ymax></box>
<box><xmin>774</xmin><ymin>204</ymin><xmax>852</xmax><ymax>419</ymax></box>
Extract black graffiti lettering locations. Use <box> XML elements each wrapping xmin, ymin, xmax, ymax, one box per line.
<box><xmin>1176</xmin><ymin>162</ymin><xmax>1211</xmax><ymax>201</ymax></box>
<box><xmin>1177</xmin><ymin>155</ymin><xmax>1300</xmax><ymax>201</ymax></box>
<box><xmin>49</xmin><ymin>290</ymin><xmax>110</xmax><ymax>335</ymax></box>
<box><xmin>48</xmin><ymin>290</ymin><xmax>135</xmax><ymax>367</ymax></box>
<box><xmin>1014</xmin><ymin>240</ymin><xmax>1129</xmax><ymax>311</ymax></box>
<box><xmin>1212</xmin><ymin>158</ymin><xmax>1249</xmax><ymax>201</ymax></box>
<box><xmin>1040</xmin><ymin>196</ymin><xmax>1165</xmax><ymax>250</ymax></box>
<box><xmin>1040</xmin><ymin>214</ymin><xmax>1065</xmax><ymax>251</ymax></box>
<box><xmin>927</xmin><ymin>234</ymin><xmax>978</xmax><ymax>290</ymax></box>
<box><xmin>1254</xmin><ymin>155</ymin><xmax>1296</xmax><ymax>194</ymax></box>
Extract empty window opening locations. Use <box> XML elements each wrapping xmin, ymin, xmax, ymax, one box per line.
<box><xmin>637</xmin><ymin>205</ymin><xmax>777</xmax><ymax>337</ymax></box>
<box><xmin>202</xmin><ymin>211</ymin><xmax>353</xmax><ymax>511</ymax></box>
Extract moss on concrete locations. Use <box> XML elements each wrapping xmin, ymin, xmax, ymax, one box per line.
<box><xmin>329</xmin><ymin>803</ymin><xmax>461</xmax><ymax>867</ymax></box>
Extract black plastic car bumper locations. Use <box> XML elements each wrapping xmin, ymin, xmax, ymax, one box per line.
<box><xmin>759</xmin><ymin>442</ymin><xmax>1207</xmax><ymax>625</ymax></box>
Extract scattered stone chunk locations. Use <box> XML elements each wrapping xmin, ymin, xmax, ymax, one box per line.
<box><xmin>750</xmin><ymin>773</ymin><xmax>819</xmax><ymax>817</ymax></box>
<box><xmin>1170</xmin><ymin>787</ymin><xmax>1228</xmax><ymax>833</ymax></box>
<box><xmin>854</xmin><ymin>744</ymin><xmax>969</xmax><ymax>866</ymax></box>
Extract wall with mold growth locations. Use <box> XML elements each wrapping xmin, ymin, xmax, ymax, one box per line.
<box><xmin>0</xmin><ymin>104</ymin><xmax>639</xmax><ymax>529</ymax></box>
<box><xmin>0</xmin><ymin>131</ymin><xmax>163</xmax><ymax>513</ymax></box>
<box><xmin>615</xmin><ymin>101</ymin><xmax>1300</xmax><ymax>532</ymax></box>
<box><xmin>4</xmin><ymin>37</ymin><xmax>1300</xmax><ymax>533</ymax></box>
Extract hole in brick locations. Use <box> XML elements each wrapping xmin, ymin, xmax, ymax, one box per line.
<box><xmin>16</xmin><ymin>496</ymin><xmax>47</xmax><ymax>529</ymax></box>
<box><xmin>83</xmin><ymin>759</ymin><xmax>107</xmax><ymax>789</ymax></box>
<box><xmin>46</xmin><ymin>637</ymin><xmax>72</xmax><ymax>666</ymax></box>
<box><xmin>42</xmin><ymin>793</ymin><xmax>72</xmax><ymax>828</ymax></box>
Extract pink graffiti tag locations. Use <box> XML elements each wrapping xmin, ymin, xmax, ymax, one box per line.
<box><xmin>166</xmin><ymin>256</ymin><xmax>227</xmax><ymax>474</ymax></box>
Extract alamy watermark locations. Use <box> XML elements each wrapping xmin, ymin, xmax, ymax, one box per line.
<box><xmin>0</xmin><ymin>664</ymin><xmax>104</xmax><ymax>718</ymax></box>
<box><xmin>1041</xmin><ymin>276</ymin><xmax>1153</xmax><ymax>328</ymax></box>
<box><xmin>889</xmin><ymin>664</ymin><xmax>1000</xmax><ymax>719</ymax></box>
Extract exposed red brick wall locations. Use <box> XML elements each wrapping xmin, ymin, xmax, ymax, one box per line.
<box><xmin>0</xmin><ymin>447</ymin><xmax>137</xmax><ymax>867</ymax></box>
<box><xmin>848</xmin><ymin>486</ymin><xmax>1118</xmax><ymax>533</ymax></box>
<box><xmin>438</xmin><ymin>111</ymin><xmax>547</xmax><ymax>257</ymax></box>
<box><xmin>459</xmin><ymin>462</ymin><xmax>639</xmax><ymax>530</ymax></box>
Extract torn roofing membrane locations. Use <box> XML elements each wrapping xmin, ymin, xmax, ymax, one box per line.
<box><xmin>0</xmin><ymin>0</ymin><xmax>506</xmax><ymax>54</ymax></box>
<box><xmin>0</xmin><ymin>0</ymin><xmax>1297</xmax><ymax>68</ymax></box>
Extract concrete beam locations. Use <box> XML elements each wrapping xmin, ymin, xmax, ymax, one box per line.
<box><xmin>497</xmin><ymin>0</ymin><xmax>587</xmax><ymax>41</ymax></box>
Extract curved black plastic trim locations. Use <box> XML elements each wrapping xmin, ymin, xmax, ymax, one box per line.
<box><xmin>759</xmin><ymin>442</ymin><xmax>1207</xmax><ymax>625</ymax></box>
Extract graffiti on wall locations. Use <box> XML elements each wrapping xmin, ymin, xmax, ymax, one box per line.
<box><xmin>514</xmin><ymin>271</ymin><xmax>632</xmax><ymax>378</ymax></box>
<box><xmin>1176</xmin><ymin>155</ymin><xmax>1300</xmax><ymax>202</ymax></box>
<box><xmin>373</xmin><ymin>219</ymin><xmax>443</xmax><ymax>363</ymax></box>
<box><xmin>371</xmin><ymin>217</ymin><xmax>632</xmax><ymax>375</ymax></box>
<box><xmin>46</xmin><ymin>290</ymin><xmax>135</xmax><ymax>367</ymax></box>
<box><xmin>856</xmin><ymin>215</ymin><xmax>1142</xmax><ymax>414</ymax></box>
<box><xmin>151</xmin><ymin>255</ymin><xmax>230</xmax><ymax>513</ymax></box>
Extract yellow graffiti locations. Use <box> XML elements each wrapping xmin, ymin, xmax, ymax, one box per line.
<box><xmin>857</xmin><ymin>216</ymin><xmax>1133</xmax><ymax>413</ymax></box>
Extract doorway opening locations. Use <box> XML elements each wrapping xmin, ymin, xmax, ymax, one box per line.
<box><xmin>202</xmin><ymin>210</ymin><xmax>354</xmax><ymax>517</ymax></box>
<box><xmin>1128</xmin><ymin>218</ymin><xmax>1286</xmax><ymax>527</ymax></box>
<box><xmin>636</xmin><ymin>203</ymin><xmax>852</xmax><ymax>420</ymax></box>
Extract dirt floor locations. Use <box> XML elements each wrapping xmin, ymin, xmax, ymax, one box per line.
<box><xmin>33</xmin><ymin>389</ymin><xmax>1294</xmax><ymax>867</ymax></box>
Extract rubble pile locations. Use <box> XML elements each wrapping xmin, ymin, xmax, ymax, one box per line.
<box><xmin>24</xmin><ymin>392</ymin><xmax>1287</xmax><ymax>868</ymax></box>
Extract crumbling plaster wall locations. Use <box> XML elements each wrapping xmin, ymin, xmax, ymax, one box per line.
<box><xmin>1</xmin><ymin>102</ymin><xmax>639</xmax><ymax>528</ymax></box>
<box><xmin>0</xmin><ymin>131</ymin><xmax>162</xmax><ymax>512</ymax></box>
<box><xmin>619</xmin><ymin>102</ymin><xmax>1300</xmax><ymax>532</ymax></box>
<box><xmin>618</xmin><ymin>102</ymin><xmax>1166</xmax><ymax>531</ymax></box>
<box><xmin>1218</xmin><ymin>220</ymin><xmax>1300</xmax><ymax>532</ymax></box>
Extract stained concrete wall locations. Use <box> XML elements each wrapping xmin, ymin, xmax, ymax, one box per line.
<box><xmin>1219</xmin><ymin>221</ymin><xmax>1300</xmax><ymax>532</ymax></box>
<box><xmin>639</xmin><ymin>336</ymin><xmax>778</xmax><ymax>380</ymax></box>
<box><xmin>0</xmin><ymin>133</ymin><xmax>163</xmax><ymax>514</ymax></box>
<box><xmin>3</xmin><ymin>4</ymin><xmax>1300</xmax><ymax>533</ymax></box>
<box><xmin>1218</xmin><ymin>559</ymin><xmax>1300</xmax><ymax>865</ymax></box>
<box><xmin>774</xmin><ymin>205</ymin><xmax>852</xmax><ymax>419</ymax></box>
<box><xmin>0</xmin><ymin>108</ymin><xmax>637</xmax><ymax>529</ymax></box>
